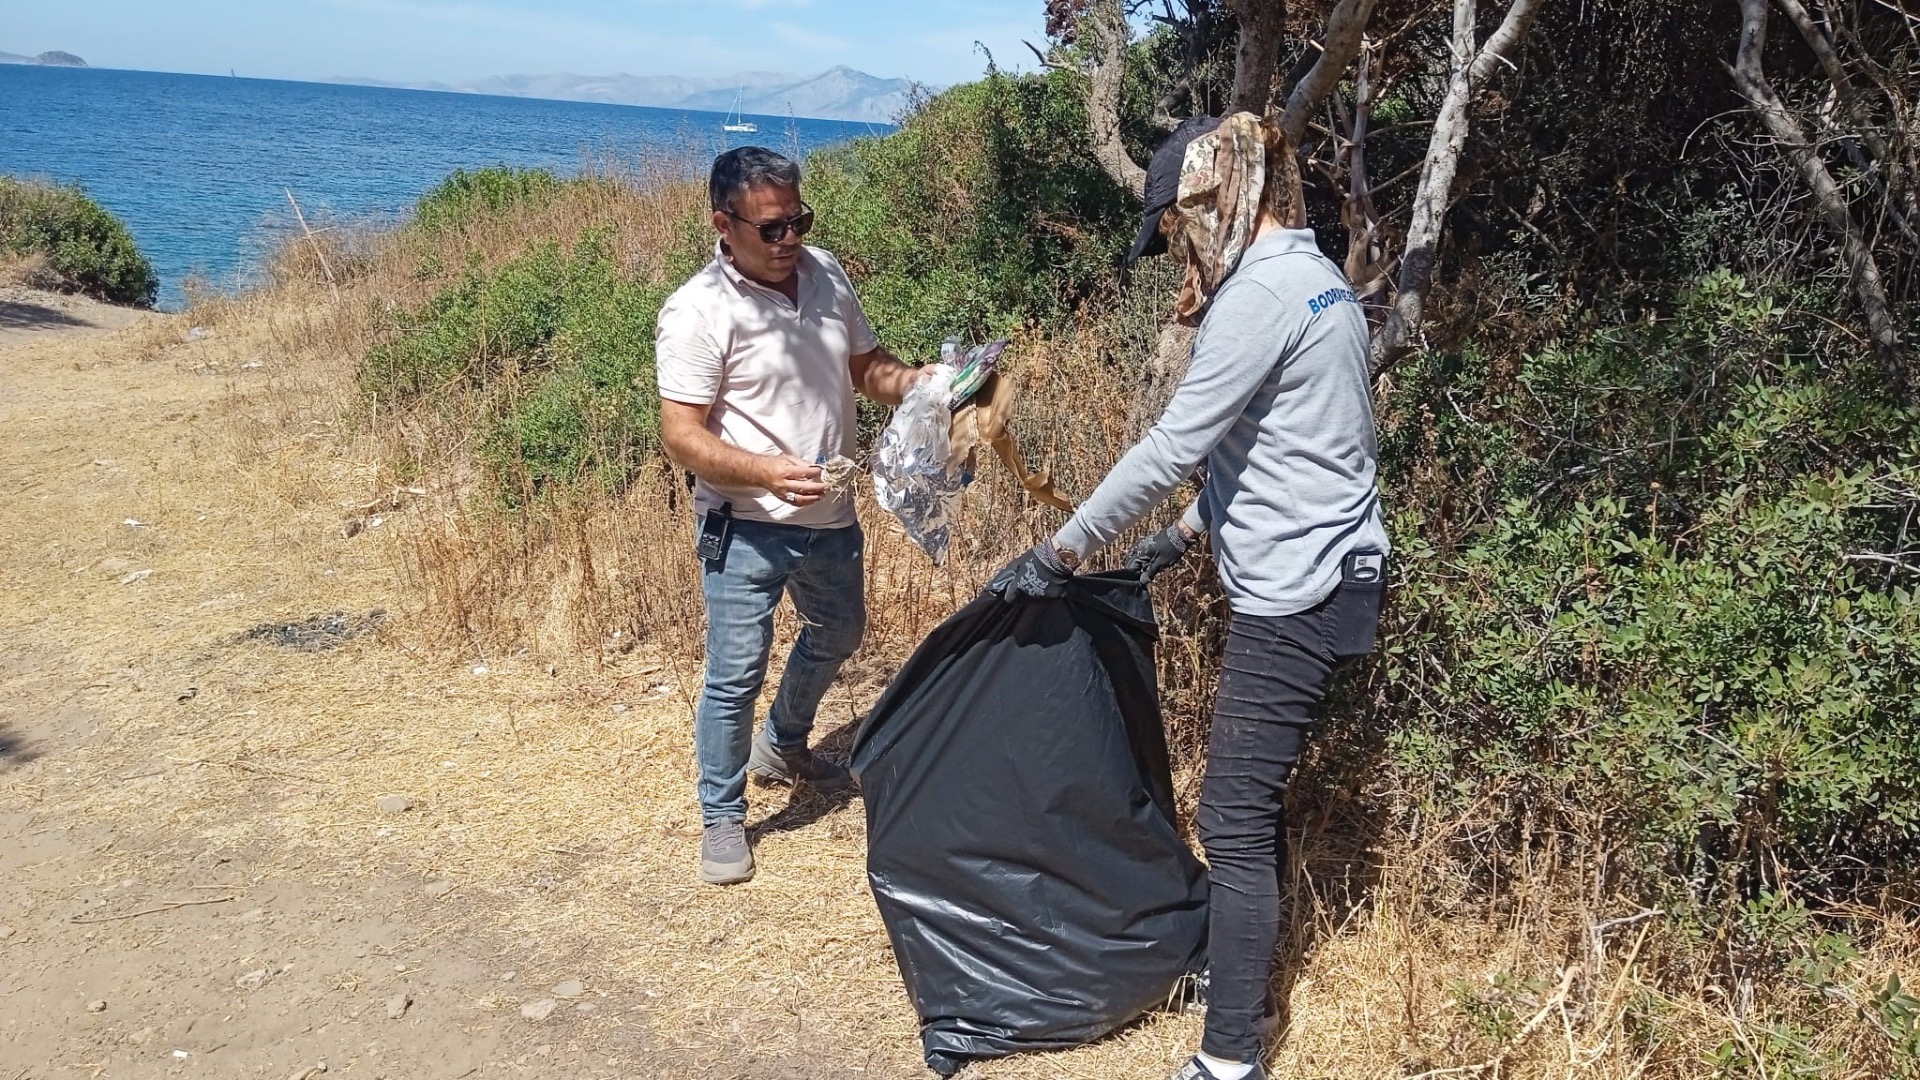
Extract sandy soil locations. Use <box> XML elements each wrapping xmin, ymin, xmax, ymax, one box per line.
<box><xmin>0</xmin><ymin>292</ymin><xmax>590</xmax><ymax>1078</ymax></box>
<box><xmin>0</xmin><ymin>286</ymin><xmax>147</xmax><ymax>349</ymax></box>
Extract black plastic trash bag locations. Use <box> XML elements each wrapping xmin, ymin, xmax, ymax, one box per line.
<box><xmin>851</xmin><ymin>572</ymin><xmax>1209</xmax><ymax>1076</ymax></box>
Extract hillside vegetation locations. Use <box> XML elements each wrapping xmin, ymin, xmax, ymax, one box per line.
<box><xmin>234</xmin><ymin>17</ymin><xmax>1920</xmax><ymax>1075</ymax></box>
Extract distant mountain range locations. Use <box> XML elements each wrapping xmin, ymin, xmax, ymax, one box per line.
<box><xmin>0</xmin><ymin>50</ymin><xmax>86</xmax><ymax>67</ymax></box>
<box><xmin>329</xmin><ymin>66</ymin><xmax>920</xmax><ymax>125</ymax></box>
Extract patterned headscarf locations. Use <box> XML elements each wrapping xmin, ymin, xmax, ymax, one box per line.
<box><xmin>1164</xmin><ymin>112</ymin><xmax>1302</xmax><ymax>325</ymax></box>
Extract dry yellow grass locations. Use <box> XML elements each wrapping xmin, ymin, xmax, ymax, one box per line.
<box><xmin>3</xmin><ymin>169</ymin><xmax>1914</xmax><ymax>1078</ymax></box>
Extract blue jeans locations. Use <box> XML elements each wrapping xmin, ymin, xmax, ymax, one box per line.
<box><xmin>694</xmin><ymin>517</ymin><xmax>867</xmax><ymax>824</ymax></box>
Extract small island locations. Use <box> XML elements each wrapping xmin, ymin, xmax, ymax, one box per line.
<box><xmin>0</xmin><ymin>50</ymin><xmax>88</xmax><ymax>67</ymax></box>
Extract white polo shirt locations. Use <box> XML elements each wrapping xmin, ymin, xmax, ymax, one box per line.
<box><xmin>656</xmin><ymin>243</ymin><xmax>878</xmax><ymax>528</ymax></box>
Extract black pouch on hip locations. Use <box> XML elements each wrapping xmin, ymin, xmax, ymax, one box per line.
<box><xmin>1329</xmin><ymin>549</ymin><xmax>1387</xmax><ymax>661</ymax></box>
<box><xmin>697</xmin><ymin>502</ymin><xmax>733</xmax><ymax>564</ymax></box>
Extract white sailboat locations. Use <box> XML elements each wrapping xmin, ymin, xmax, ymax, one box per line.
<box><xmin>722</xmin><ymin>89</ymin><xmax>758</xmax><ymax>134</ymax></box>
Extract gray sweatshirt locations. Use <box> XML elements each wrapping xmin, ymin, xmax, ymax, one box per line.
<box><xmin>1053</xmin><ymin>227</ymin><xmax>1389</xmax><ymax>617</ymax></box>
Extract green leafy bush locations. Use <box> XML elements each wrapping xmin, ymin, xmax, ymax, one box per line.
<box><xmin>411</xmin><ymin>167</ymin><xmax>568</xmax><ymax>234</ymax></box>
<box><xmin>806</xmin><ymin>70</ymin><xmax>1136</xmax><ymax>358</ymax></box>
<box><xmin>367</xmin><ymin>228</ymin><xmax>698</xmax><ymax>495</ymax></box>
<box><xmin>0</xmin><ymin>176</ymin><xmax>158</xmax><ymax>306</ymax></box>
<box><xmin>1374</xmin><ymin>271</ymin><xmax>1920</xmax><ymax>901</ymax></box>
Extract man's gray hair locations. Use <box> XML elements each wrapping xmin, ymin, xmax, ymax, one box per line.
<box><xmin>709</xmin><ymin>146</ymin><xmax>802</xmax><ymax>212</ymax></box>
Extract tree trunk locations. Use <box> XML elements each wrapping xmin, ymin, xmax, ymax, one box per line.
<box><xmin>1729</xmin><ymin>0</ymin><xmax>1904</xmax><ymax>384</ymax></box>
<box><xmin>1226</xmin><ymin>0</ymin><xmax>1288</xmax><ymax>116</ymax></box>
<box><xmin>1080</xmin><ymin>0</ymin><xmax>1148</xmax><ymax>193</ymax></box>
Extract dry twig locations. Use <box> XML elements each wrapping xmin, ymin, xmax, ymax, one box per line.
<box><xmin>1403</xmin><ymin>966</ymin><xmax>1579</xmax><ymax>1079</ymax></box>
<box><xmin>285</xmin><ymin>188</ymin><xmax>340</xmax><ymax>304</ymax></box>
<box><xmin>70</xmin><ymin>896</ymin><xmax>236</xmax><ymax>924</ymax></box>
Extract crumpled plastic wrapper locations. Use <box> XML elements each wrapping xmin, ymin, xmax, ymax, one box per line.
<box><xmin>872</xmin><ymin>364</ymin><xmax>966</xmax><ymax>564</ymax></box>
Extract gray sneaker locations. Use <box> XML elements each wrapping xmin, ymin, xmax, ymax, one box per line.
<box><xmin>700</xmin><ymin>819</ymin><xmax>754</xmax><ymax>885</ymax></box>
<box><xmin>748</xmin><ymin>729</ymin><xmax>853</xmax><ymax>796</ymax></box>
<box><xmin>1168</xmin><ymin>1056</ymin><xmax>1267</xmax><ymax>1080</ymax></box>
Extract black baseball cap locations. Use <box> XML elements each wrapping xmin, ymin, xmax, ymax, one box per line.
<box><xmin>1125</xmin><ymin>114</ymin><xmax>1222</xmax><ymax>266</ymax></box>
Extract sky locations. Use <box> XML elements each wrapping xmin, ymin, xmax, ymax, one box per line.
<box><xmin>0</xmin><ymin>0</ymin><xmax>1050</xmax><ymax>87</ymax></box>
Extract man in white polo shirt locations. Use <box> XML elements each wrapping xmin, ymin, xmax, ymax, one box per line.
<box><xmin>656</xmin><ymin>146</ymin><xmax>924</xmax><ymax>885</ymax></box>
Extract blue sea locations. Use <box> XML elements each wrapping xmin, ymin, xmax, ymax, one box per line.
<box><xmin>0</xmin><ymin>65</ymin><xmax>885</xmax><ymax>309</ymax></box>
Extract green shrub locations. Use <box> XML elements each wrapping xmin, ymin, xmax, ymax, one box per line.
<box><xmin>483</xmin><ymin>255</ymin><xmax>676</xmax><ymax>494</ymax></box>
<box><xmin>366</xmin><ymin>228</ymin><xmax>698</xmax><ymax>495</ymax></box>
<box><xmin>806</xmin><ymin>70</ymin><xmax>1136</xmax><ymax>359</ymax></box>
<box><xmin>410</xmin><ymin>167</ymin><xmax>568</xmax><ymax>234</ymax></box>
<box><xmin>1374</xmin><ymin>271</ymin><xmax>1920</xmax><ymax>901</ymax></box>
<box><xmin>0</xmin><ymin>176</ymin><xmax>158</xmax><ymax>306</ymax></box>
<box><xmin>365</xmin><ymin>241</ymin><xmax>574</xmax><ymax>397</ymax></box>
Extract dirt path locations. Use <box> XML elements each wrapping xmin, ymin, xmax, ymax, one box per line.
<box><xmin>0</xmin><ymin>294</ymin><xmax>621</xmax><ymax>1078</ymax></box>
<box><xmin>0</xmin><ymin>286</ymin><xmax>146</xmax><ymax>349</ymax></box>
<box><xmin>0</xmin><ymin>293</ymin><xmax>932</xmax><ymax>1080</ymax></box>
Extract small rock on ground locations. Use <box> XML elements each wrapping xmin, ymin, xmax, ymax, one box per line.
<box><xmin>375</xmin><ymin>794</ymin><xmax>413</xmax><ymax>814</ymax></box>
<box><xmin>235</xmin><ymin>968</ymin><xmax>270</xmax><ymax>990</ymax></box>
<box><xmin>520</xmin><ymin>998</ymin><xmax>558</xmax><ymax>1022</ymax></box>
<box><xmin>86</xmin><ymin>999</ymin><xmax>107</xmax><ymax>1013</ymax></box>
<box><xmin>549</xmin><ymin>979</ymin><xmax>585</xmax><ymax>999</ymax></box>
<box><xmin>386</xmin><ymin>993</ymin><xmax>411</xmax><ymax>1019</ymax></box>
<box><xmin>421</xmin><ymin>880</ymin><xmax>456</xmax><ymax>899</ymax></box>
<box><xmin>0</xmin><ymin>925</ymin><xmax>14</xmax><ymax>940</ymax></box>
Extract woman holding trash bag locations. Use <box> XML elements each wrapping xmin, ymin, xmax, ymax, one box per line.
<box><xmin>990</xmin><ymin>113</ymin><xmax>1389</xmax><ymax>1080</ymax></box>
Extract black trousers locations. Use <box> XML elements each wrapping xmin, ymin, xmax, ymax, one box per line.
<box><xmin>1196</xmin><ymin>579</ymin><xmax>1381</xmax><ymax>1061</ymax></box>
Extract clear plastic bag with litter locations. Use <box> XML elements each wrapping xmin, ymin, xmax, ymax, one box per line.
<box><xmin>872</xmin><ymin>363</ymin><xmax>964</xmax><ymax>564</ymax></box>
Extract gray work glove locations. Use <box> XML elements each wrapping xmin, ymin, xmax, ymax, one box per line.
<box><xmin>1125</xmin><ymin>524</ymin><xmax>1196</xmax><ymax>581</ymax></box>
<box><xmin>989</xmin><ymin>542</ymin><xmax>1074</xmax><ymax>602</ymax></box>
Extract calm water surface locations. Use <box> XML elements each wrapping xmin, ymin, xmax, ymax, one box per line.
<box><xmin>0</xmin><ymin>65</ymin><xmax>884</xmax><ymax>308</ymax></box>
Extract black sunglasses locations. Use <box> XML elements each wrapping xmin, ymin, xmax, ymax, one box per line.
<box><xmin>727</xmin><ymin>202</ymin><xmax>815</xmax><ymax>244</ymax></box>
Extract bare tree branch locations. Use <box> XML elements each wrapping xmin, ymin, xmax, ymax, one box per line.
<box><xmin>1373</xmin><ymin>0</ymin><xmax>1475</xmax><ymax>369</ymax></box>
<box><xmin>1023</xmin><ymin>39</ymin><xmax>1074</xmax><ymax>70</ymax></box>
<box><xmin>1774</xmin><ymin>0</ymin><xmax>1917</xmax><ymax>229</ymax></box>
<box><xmin>1339</xmin><ymin>42</ymin><xmax>1397</xmax><ymax>307</ymax></box>
<box><xmin>1280</xmin><ymin>0</ymin><xmax>1380</xmax><ymax>145</ymax></box>
<box><xmin>1775</xmin><ymin>0</ymin><xmax>1896</xmax><ymax>169</ymax></box>
<box><xmin>1467</xmin><ymin>0</ymin><xmax>1544</xmax><ymax>83</ymax></box>
<box><xmin>1371</xmin><ymin>0</ymin><xmax>1544</xmax><ymax>373</ymax></box>
<box><xmin>1728</xmin><ymin>0</ymin><xmax>1905</xmax><ymax>381</ymax></box>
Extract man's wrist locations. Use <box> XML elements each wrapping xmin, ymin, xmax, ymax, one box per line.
<box><xmin>756</xmin><ymin>452</ymin><xmax>796</xmax><ymax>494</ymax></box>
<box><xmin>1174</xmin><ymin>521</ymin><xmax>1200</xmax><ymax>544</ymax></box>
